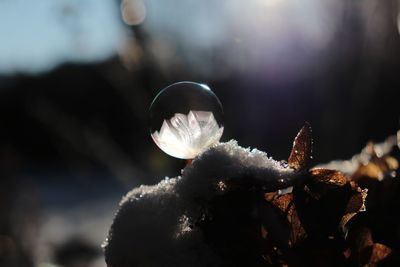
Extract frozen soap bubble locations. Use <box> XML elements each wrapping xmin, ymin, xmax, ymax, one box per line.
<box><xmin>149</xmin><ymin>81</ymin><xmax>224</xmax><ymax>159</ymax></box>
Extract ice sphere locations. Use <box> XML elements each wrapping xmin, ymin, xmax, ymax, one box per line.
<box><xmin>149</xmin><ymin>82</ymin><xmax>224</xmax><ymax>159</ymax></box>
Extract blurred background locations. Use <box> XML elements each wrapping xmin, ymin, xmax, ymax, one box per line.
<box><xmin>0</xmin><ymin>0</ymin><xmax>399</xmax><ymax>266</ymax></box>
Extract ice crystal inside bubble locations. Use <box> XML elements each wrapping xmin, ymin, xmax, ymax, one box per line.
<box><xmin>149</xmin><ymin>82</ymin><xmax>224</xmax><ymax>159</ymax></box>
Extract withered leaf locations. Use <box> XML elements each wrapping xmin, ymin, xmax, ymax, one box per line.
<box><xmin>356</xmin><ymin>227</ymin><xmax>374</xmax><ymax>250</ymax></box>
<box><xmin>348</xmin><ymin>227</ymin><xmax>393</xmax><ymax>267</ymax></box>
<box><xmin>352</xmin><ymin>156</ymin><xmax>399</xmax><ymax>182</ymax></box>
<box><xmin>267</xmin><ymin>193</ymin><xmax>307</xmax><ymax>247</ymax></box>
<box><xmin>339</xmin><ymin>212</ymin><xmax>358</xmax><ymax>234</ymax></box>
<box><xmin>270</xmin><ymin>194</ymin><xmax>293</xmax><ymax>213</ymax></box>
<box><xmin>261</xmin><ymin>225</ymin><xmax>268</xmax><ymax>239</ymax></box>
<box><xmin>346</xmin><ymin>189</ymin><xmax>367</xmax><ymax>214</ymax></box>
<box><xmin>339</xmin><ymin>188</ymin><xmax>366</xmax><ymax>231</ymax></box>
<box><xmin>349</xmin><ymin>227</ymin><xmax>374</xmax><ymax>265</ymax></box>
<box><xmin>367</xmin><ymin>243</ymin><xmax>392</xmax><ymax>266</ymax></box>
<box><xmin>264</xmin><ymin>192</ymin><xmax>278</xmax><ymax>202</ymax></box>
<box><xmin>288</xmin><ymin>122</ymin><xmax>313</xmax><ymax>171</ymax></box>
<box><xmin>286</xmin><ymin>203</ymin><xmax>307</xmax><ymax>246</ymax></box>
<box><xmin>310</xmin><ymin>168</ymin><xmax>348</xmax><ymax>186</ymax></box>
<box><xmin>352</xmin><ymin>163</ymin><xmax>384</xmax><ymax>181</ymax></box>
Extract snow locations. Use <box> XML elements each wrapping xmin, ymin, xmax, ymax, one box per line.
<box><xmin>104</xmin><ymin>140</ymin><xmax>300</xmax><ymax>266</ymax></box>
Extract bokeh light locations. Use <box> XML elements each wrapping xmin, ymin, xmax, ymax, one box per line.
<box><xmin>121</xmin><ymin>0</ymin><xmax>146</xmax><ymax>26</ymax></box>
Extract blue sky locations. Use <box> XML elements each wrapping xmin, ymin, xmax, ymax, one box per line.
<box><xmin>0</xmin><ymin>0</ymin><xmax>125</xmax><ymax>74</ymax></box>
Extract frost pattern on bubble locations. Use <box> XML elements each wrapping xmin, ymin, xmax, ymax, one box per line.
<box><xmin>151</xmin><ymin>110</ymin><xmax>224</xmax><ymax>159</ymax></box>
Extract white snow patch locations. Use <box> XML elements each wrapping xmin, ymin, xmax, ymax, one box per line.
<box><xmin>104</xmin><ymin>140</ymin><xmax>299</xmax><ymax>266</ymax></box>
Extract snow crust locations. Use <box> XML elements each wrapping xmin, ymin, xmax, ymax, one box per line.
<box><xmin>104</xmin><ymin>140</ymin><xmax>299</xmax><ymax>266</ymax></box>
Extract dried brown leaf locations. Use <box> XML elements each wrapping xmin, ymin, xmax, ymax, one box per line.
<box><xmin>261</xmin><ymin>225</ymin><xmax>268</xmax><ymax>239</ymax></box>
<box><xmin>268</xmin><ymin>193</ymin><xmax>307</xmax><ymax>247</ymax></box>
<box><xmin>288</xmin><ymin>122</ymin><xmax>313</xmax><ymax>171</ymax></box>
<box><xmin>271</xmin><ymin>194</ymin><xmax>293</xmax><ymax>213</ymax></box>
<box><xmin>357</xmin><ymin>228</ymin><xmax>374</xmax><ymax>249</ymax></box>
<box><xmin>264</xmin><ymin>192</ymin><xmax>278</xmax><ymax>202</ymax></box>
<box><xmin>310</xmin><ymin>168</ymin><xmax>348</xmax><ymax>186</ymax></box>
<box><xmin>339</xmin><ymin>185</ymin><xmax>367</xmax><ymax>233</ymax></box>
<box><xmin>352</xmin><ymin>154</ymin><xmax>398</xmax><ymax>182</ymax></box>
<box><xmin>367</xmin><ymin>243</ymin><xmax>392</xmax><ymax>266</ymax></box>
<box><xmin>345</xmin><ymin>191</ymin><xmax>364</xmax><ymax>213</ymax></box>
<box><xmin>286</xmin><ymin>203</ymin><xmax>307</xmax><ymax>246</ymax></box>
<box><xmin>348</xmin><ymin>227</ymin><xmax>393</xmax><ymax>266</ymax></box>
<box><xmin>339</xmin><ymin>212</ymin><xmax>358</xmax><ymax>234</ymax></box>
<box><xmin>353</xmin><ymin>163</ymin><xmax>384</xmax><ymax>181</ymax></box>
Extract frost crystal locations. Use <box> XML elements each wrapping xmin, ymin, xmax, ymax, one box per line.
<box><xmin>151</xmin><ymin>110</ymin><xmax>224</xmax><ymax>159</ymax></box>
